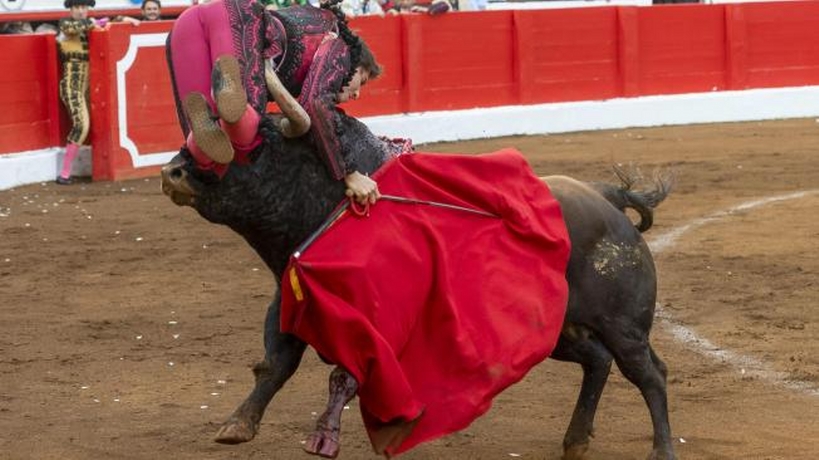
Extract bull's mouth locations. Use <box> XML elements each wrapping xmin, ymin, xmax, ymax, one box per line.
<box><xmin>161</xmin><ymin>158</ymin><xmax>197</xmax><ymax>207</ymax></box>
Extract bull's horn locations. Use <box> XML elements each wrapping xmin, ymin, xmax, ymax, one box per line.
<box><xmin>265</xmin><ymin>60</ymin><xmax>311</xmax><ymax>138</ymax></box>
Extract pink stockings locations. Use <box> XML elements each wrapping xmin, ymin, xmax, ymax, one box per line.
<box><xmin>59</xmin><ymin>143</ymin><xmax>79</xmax><ymax>180</ymax></box>
<box><xmin>222</xmin><ymin>106</ymin><xmax>261</xmax><ymax>153</ymax></box>
<box><xmin>185</xmin><ymin>106</ymin><xmax>261</xmax><ymax>176</ymax></box>
<box><xmin>170</xmin><ymin>0</ymin><xmax>261</xmax><ymax>173</ymax></box>
<box><xmin>169</xmin><ymin>1</ymin><xmax>233</xmax><ymax>117</ymax></box>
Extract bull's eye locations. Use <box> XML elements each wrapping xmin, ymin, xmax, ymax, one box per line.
<box><xmin>170</xmin><ymin>168</ymin><xmax>184</xmax><ymax>180</ymax></box>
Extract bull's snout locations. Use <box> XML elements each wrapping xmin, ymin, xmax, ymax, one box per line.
<box><xmin>161</xmin><ymin>160</ymin><xmax>197</xmax><ymax>207</ymax></box>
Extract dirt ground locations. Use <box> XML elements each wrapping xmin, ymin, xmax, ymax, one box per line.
<box><xmin>1</xmin><ymin>118</ymin><xmax>818</xmax><ymax>460</ymax></box>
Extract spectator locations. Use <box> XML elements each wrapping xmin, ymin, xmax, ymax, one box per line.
<box><xmin>0</xmin><ymin>21</ymin><xmax>34</xmax><ymax>35</ymax></box>
<box><xmin>56</xmin><ymin>0</ymin><xmax>108</xmax><ymax>185</ymax></box>
<box><xmin>340</xmin><ymin>0</ymin><xmax>385</xmax><ymax>17</ymax></box>
<box><xmin>35</xmin><ymin>23</ymin><xmax>60</xmax><ymax>35</ymax></box>
<box><xmin>387</xmin><ymin>0</ymin><xmax>451</xmax><ymax>15</ymax></box>
<box><xmin>113</xmin><ymin>0</ymin><xmax>162</xmax><ymax>25</ymax></box>
<box><xmin>378</xmin><ymin>0</ymin><xmax>396</xmax><ymax>12</ymax></box>
<box><xmin>140</xmin><ymin>0</ymin><xmax>162</xmax><ymax>21</ymax></box>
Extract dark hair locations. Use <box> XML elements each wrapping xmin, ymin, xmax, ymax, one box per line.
<box><xmin>321</xmin><ymin>0</ymin><xmax>380</xmax><ymax>87</ymax></box>
<box><xmin>142</xmin><ymin>0</ymin><xmax>161</xmax><ymax>8</ymax></box>
<box><xmin>358</xmin><ymin>40</ymin><xmax>382</xmax><ymax>79</ymax></box>
<box><xmin>64</xmin><ymin>0</ymin><xmax>96</xmax><ymax>8</ymax></box>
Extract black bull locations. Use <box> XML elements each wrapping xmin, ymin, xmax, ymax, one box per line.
<box><xmin>160</xmin><ymin>115</ymin><xmax>676</xmax><ymax>460</ymax></box>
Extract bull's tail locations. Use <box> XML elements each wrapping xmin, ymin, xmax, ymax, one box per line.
<box><xmin>589</xmin><ymin>164</ymin><xmax>675</xmax><ymax>233</ymax></box>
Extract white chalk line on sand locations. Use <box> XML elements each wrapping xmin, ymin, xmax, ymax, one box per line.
<box><xmin>647</xmin><ymin>190</ymin><xmax>819</xmax><ymax>397</ymax></box>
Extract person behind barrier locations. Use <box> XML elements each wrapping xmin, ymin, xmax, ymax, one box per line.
<box><xmin>167</xmin><ymin>0</ymin><xmax>382</xmax><ymax>204</ymax></box>
<box><xmin>56</xmin><ymin>0</ymin><xmax>110</xmax><ymax>185</ymax></box>
<box><xmin>0</xmin><ymin>21</ymin><xmax>34</xmax><ymax>35</ymax></box>
<box><xmin>386</xmin><ymin>0</ymin><xmax>451</xmax><ymax>15</ymax></box>
<box><xmin>141</xmin><ymin>0</ymin><xmax>163</xmax><ymax>20</ymax></box>
<box><xmin>339</xmin><ymin>0</ymin><xmax>385</xmax><ymax>17</ymax></box>
<box><xmin>113</xmin><ymin>0</ymin><xmax>162</xmax><ymax>25</ymax></box>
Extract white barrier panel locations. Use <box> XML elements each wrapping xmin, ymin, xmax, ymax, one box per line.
<box><xmin>362</xmin><ymin>86</ymin><xmax>819</xmax><ymax>145</ymax></box>
<box><xmin>0</xmin><ymin>147</ymin><xmax>91</xmax><ymax>191</ymax></box>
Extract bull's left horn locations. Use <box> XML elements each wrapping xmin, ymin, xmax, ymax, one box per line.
<box><xmin>265</xmin><ymin>60</ymin><xmax>311</xmax><ymax>138</ymax></box>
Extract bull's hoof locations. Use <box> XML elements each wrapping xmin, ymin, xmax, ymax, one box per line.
<box><xmin>303</xmin><ymin>431</ymin><xmax>340</xmax><ymax>458</ymax></box>
<box><xmin>562</xmin><ymin>441</ymin><xmax>590</xmax><ymax>460</ymax></box>
<box><xmin>214</xmin><ymin>418</ymin><xmax>258</xmax><ymax>444</ymax></box>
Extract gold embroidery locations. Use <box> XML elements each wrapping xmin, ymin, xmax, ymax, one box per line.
<box><xmin>289</xmin><ymin>267</ymin><xmax>304</xmax><ymax>302</ymax></box>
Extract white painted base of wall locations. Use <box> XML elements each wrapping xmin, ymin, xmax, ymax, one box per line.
<box><xmin>362</xmin><ymin>85</ymin><xmax>819</xmax><ymax>145</ymax></box>
<box><xmin>0</xmin><ymin>146</ymin><xmax>92</xmax><ymax>191</ymax></box>
<box><xmin>3</xmin><ymin>85</ymin><xmax>819</xmax><ymax>190</ymax></box>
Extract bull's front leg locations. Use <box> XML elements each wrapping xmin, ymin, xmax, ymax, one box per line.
<box><xmin>303</xmin><ymin>366</ymin><xmax>359</xmax><ymax>458</ymax></box>
<box><xmin>215</xmin><ymin>291</ymin><xmax>308</xmax><ymax>444</ymax></box>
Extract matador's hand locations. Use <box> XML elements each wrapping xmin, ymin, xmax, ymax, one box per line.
<box><xmin>344</xmin><ymin>171</ymin><xmax>380</xmax><ymax>205</ymax></box>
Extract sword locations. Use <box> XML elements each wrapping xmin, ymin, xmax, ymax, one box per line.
<box><xmin>293</xmin><ymin>195</ymin><xmax>498</xmax><ymax>258</ymax></box>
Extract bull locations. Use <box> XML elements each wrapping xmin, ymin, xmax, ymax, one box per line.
<box><xmin>160</xmin><ymin>101</ymin><xmax>676</xmax><ymax>459</ymax></box>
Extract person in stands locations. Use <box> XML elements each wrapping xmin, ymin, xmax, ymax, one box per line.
<box><xmin>140</xmin><ymin>0</ymin><xmax>162</xmax><ymax>21</ymax></box>
<box><xmin>113</xmin><ymin>0</ymin><xmax>162</xmax><ymax>25</ymax></box>
<box><xmin>386</xmin><ymin>0</ymin><xmax>451</xmax><ymax>15</ymax></box>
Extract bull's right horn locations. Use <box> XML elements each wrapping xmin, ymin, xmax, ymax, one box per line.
<box><xmin>265</xmin><ymin>60</ymin><xmax>311</xmax><ymax>138</ymax></box>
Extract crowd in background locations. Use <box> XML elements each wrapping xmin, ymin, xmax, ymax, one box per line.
<box><xmin>0</xmin><ymin>0</ymin><xmax>164</xmax><ymax>36</ymax></box>
<box><xmin>0</xmin><ymin>0</ymin><xmax>471</xmax><ymax>37</ymax></box>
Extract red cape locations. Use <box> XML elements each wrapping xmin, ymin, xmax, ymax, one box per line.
<box><xmin>280</xmin><ymin>148</ymin><xmax>571</xmax><ymax>455</ymax></box>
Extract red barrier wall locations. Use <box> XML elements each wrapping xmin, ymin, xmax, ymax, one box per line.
<box><xmin>739</xmin><ymin>2</ymin><xmax>819</xmax><ymax>88</ymax></box>
<box><xmin>403</xmin><ymin>11</ymin><xmax>519</xmax><ymax>111</ymax></box>
<box><xmin>0</xmin><ymin>34</ymin><xmax>61</xmax><ymax>155</ymax></box>
<box><xmin>632</xmin><ymin>4</ymin><xmax>728</xmax><ymax>95</ymax></box>
<box><xmin>3</xmin><ymin>4</ymin><xmax>819</xmax><ymax>178</ymax></box>
<box><xmin>88</xmin><ymin>22</ymin><xmax>180</xmax><ymax>181</ymax></box>
<box><xmin>515</xmin><ymin>7</ymin><xmax>620</xmax><ymax>103</ymax></box>
<box><xmin>343</xmin><ymin>15</ymin><xmax>406</xmax><ymax>116</ymax></box>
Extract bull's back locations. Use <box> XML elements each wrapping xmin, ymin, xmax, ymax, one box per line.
<box><xmin>543</xmin><ymin>175</ymin><xmax>641</xmax><ymax>246</ymax></box>
<box><xmin>544</xmin><ymin>175</ymin><xmax>657</xmax><ymax>324</ymax></box>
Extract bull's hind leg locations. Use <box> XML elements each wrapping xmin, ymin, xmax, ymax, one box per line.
<box><xmin>303</xmin><ymin>366</ymin><xmax>358</xmax><ymax>458</ymax></box>
<box><xmin>216</xmin><ymin>292</ymin><xmax>308</xmax><ymax>444</ymax></box>
<box><xmin>604</xmin><ymin>335</ymin><xmax>675</xmax><ymax>460</ymax></box>
<box><xmin>550</xmin><ymin>325</ymin><xmax>614</xmax><ymax>460</ymax></box>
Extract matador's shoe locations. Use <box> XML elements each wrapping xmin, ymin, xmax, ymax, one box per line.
<box><xmin>212</xmin><ymin>55</ymin><xmax>247</xmax><ymax>124</ymax></box>
<box><xmin>183</xmin><ymin>92</ymin><xmax>234</xmax><ymax>165</ymax></box>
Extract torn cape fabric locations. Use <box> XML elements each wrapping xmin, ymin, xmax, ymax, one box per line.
<box><xmin>280</xmin><ymin>148</ymin><xmax>571</xmax><ymax>456</ymax></box>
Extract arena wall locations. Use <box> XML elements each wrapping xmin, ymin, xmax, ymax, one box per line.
<box><xmin>2</xmin><ymin>2</ymin><xmax>819</xmax><ymax>188</ymax></box>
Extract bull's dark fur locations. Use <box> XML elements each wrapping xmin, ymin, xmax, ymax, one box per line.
<box><xmin>161</xmin><ymin>112</ymin><xmax>676</xmax><ymax>460</ymax></box>
<box><xmin>178</xmin><ymin>116</ymin><xmax>389</xmax><ymax>276</ymax></box>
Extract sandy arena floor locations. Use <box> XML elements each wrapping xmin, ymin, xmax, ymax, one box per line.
<box><xmin>1</xmin><ymin>118</ymin><xmax>818</xmax><ymax>459</ymax></box>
